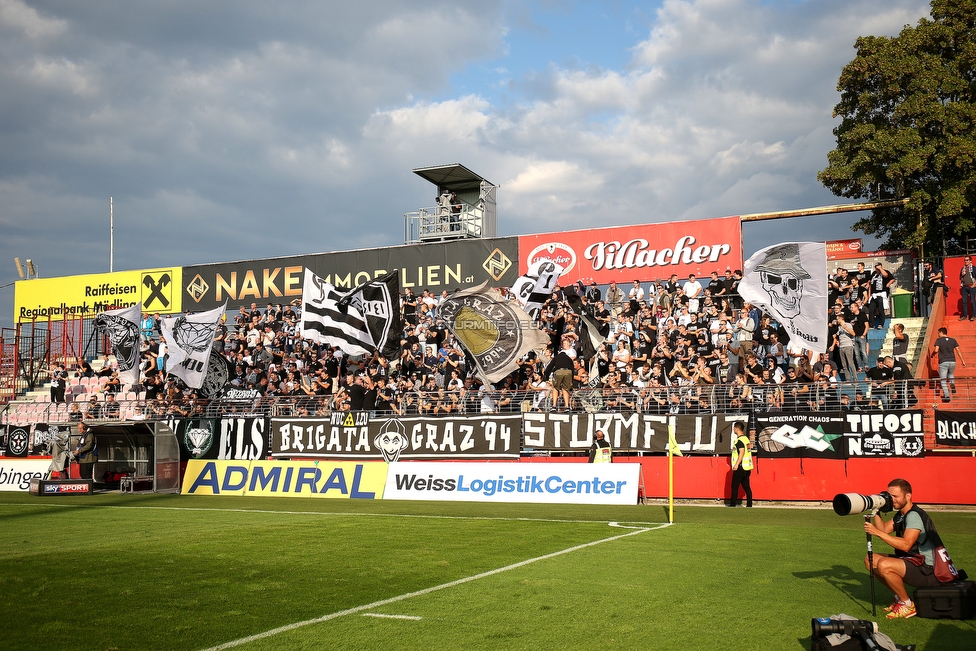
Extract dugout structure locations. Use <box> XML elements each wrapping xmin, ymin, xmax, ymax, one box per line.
<box><xmin>87</xmin><ymin>422</ymin><xmax>181</xmax><ymax>493</ymax></box>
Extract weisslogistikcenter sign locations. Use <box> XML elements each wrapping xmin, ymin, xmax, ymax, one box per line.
<box><xmin>383</xmin><ymin>461</ymin><xmax>641</xmax><ymax>505</ymax></box>
<box><xmin>519</xmin><ymin>216</ymin><xmax>742</xmax><ymax>284</ymax></box>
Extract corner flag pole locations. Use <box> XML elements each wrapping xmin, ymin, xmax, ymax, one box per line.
<box><xmin>668</xmin><ymin>422</ymin><xmax>675</xmax><ymax>524</ymax></box>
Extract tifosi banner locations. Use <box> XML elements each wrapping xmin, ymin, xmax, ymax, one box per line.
<box><xmin>522</xmin><ymin>412</ymin><xmax>746</xmax><ymax>454</ymax></box>
<box><xmin>14</xmin><ymin>267</ymin><xmax>183</xmax><ymax>322</ymax></box>
<box><xmin>755</xmin><ymin>412</ymin><xmax>846</xmax><ymax>459</ymax></box>
<box><xmin>182</xmin><ymin>237</ymin><xmax>518</xmax><ymax>311</ymax></box>
<box><xmin>845</xmin><ymin>411</ymin><xmax>925</xmax><ymax>458</ymax></box>
<box><xmin>934</xmin><ymin>411</ymin><xmax>976</xmax><ymax>447</ymax></box>
<box><xmin>181</xmin><ymin>460</ymin><xmax>387</xmax><ymax>498</ymax></box>
<box><xmin>270</xmin><ymin>414</ymin><xmax>521</xmax><ymax>460</ymax></box>
<box><xmin>383</xmin><ymin>461</ymin><xmax>640</xmax><ymax>505</ymax></box>
<box><xmin>519</xmin><ymin>217</ymin><xmax>741</xmax><ymax>284</ymax></box>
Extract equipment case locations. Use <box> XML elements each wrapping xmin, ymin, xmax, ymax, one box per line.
<box><xmin>913</xmin><ymin>580</ymin><xmax>976</xmax><ymax>620</ymax></box>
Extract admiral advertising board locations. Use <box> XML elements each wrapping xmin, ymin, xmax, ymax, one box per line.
<box><xmin>181</xmin><ymin>459</ymin><xmax>388</xmax><ymax>498</ymax></box>
<box><xmin>14</xmin><ymin>268</ymin><xmax>183</xmax><ymax>323</ymax></box>
<box><xmin>182</xmin><ymin>237</ymin><xmax>519</xmax><ymax>311</ymax></box>
<box><xmin>522</xmin><ymin>412</ymin><xmax>745</xmax><ymax>454</ymax></box>
<box><xmin>518</xmin><ymin>217</ymin><xmax>742</xmax><ymax>284</ymax></box>
<box><xmin>383</xmin><ymin>461</ymin><xmax>641</xmax><ymax>505</ymax></box>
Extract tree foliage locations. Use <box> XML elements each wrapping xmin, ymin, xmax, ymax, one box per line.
<box><xmin>819</xmin><ymin>0</ymin><xmax>976</xmax><ymax>255</ymax></box>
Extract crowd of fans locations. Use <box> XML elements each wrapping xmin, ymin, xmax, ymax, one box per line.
<box><xmin>46</xmin><ymin>258</ymin><xmax>915</xmax><ymax>420</ymax></box>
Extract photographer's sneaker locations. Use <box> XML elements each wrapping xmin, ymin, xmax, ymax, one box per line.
<box><xmin>882</xmin><ymin>600</ymin><xmax>899</xmax><ymax>614</ymax></box>
<box><xmin>886</xmin><ymin>601</ymin><xmax>916</xmax><ymax>619</ymax></box>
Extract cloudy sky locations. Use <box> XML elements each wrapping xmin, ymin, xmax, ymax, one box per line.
<box><xmin>0</xmin><ymin>0</ymin><xmax>932</xmax><ymax>323</ymax></box>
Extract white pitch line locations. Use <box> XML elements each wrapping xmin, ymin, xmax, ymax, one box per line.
<box><xmin>198</xmin><ymin>522</ymin><xmax>671</xmax><ymax>651</ymax></box>
<box><xmin>0</xmin><ymin>502</ymin><xmax>667</xmax><ymax>526</ymax></box>
<box><xmin>361</xmin><ymin>613</ymin><xmax>422</xmax><ymax>621</ymax></box>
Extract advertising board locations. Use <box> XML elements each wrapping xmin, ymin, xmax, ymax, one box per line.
<box><xmin>0</xmin><ymin>459</ymin><xmax>49</xmax><ymax>491</ymax></box>
<box><xmin>14</xmin><ymin>268</ymin><xmax>183</xmax><ymax>323</ymax></box>
<box><xmin>518</xmin><ymin>217</ymin><xmax>742</xmax><ymax>284</ymax></box>
<box><xmin>383</xmin><ymin>461</ymin><xmax>641</xmax><ymax>505</ymax></box>
<box><xmin>181</xmin><ymin>237</ymin><xmax>519</xmax><ymax>311</ymax></box>
<box><xmin>181</xmin><ymin>459</ymin><xmax>388</xmax><ymax>498</ymax></box>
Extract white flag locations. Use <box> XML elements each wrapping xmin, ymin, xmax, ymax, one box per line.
<box><xmin>94</xmin><ymin>303</ymin><xmax>142</xmax><ymax>386</ymax></box>
<box><xmin>738</xmin><ymin>242</ymin><xmax>828</xmax><ymax>354</ymax></box>
<box><xmin>299</xmin><ymin>269</ymin><xmax>374</xmax><ymax>356</ymax></box>
<box><xmin>510</xmin><ymin>260</ymin><xmax>564</xmax><ymax>321</ymax></box>
<box><xmin>161</xmin><ymin>304</ymin><xmax>225</xmax><ymax>389</ymax></box>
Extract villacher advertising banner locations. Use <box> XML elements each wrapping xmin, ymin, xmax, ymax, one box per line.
<box><xmin>383</xmin><ymin>461</ymin><xmax>641</xmax><ymax>505</ymax></box>
<box><xmin>844</xmin><ymin>411</ymin><xmax>925</xmax><ymax>458</ymax></box>
<box><xmin>518</xmin><ymin>216</ymin><xmax>742</xmax><ymax>285</ymax></box>
<box><xmin>270</xmin><ymin>413</ymin><xmax>521</xmax><ymax>460</ymax></box>
<box><xmin>934</xmin><ymin>410</ymin><xmax>976</xmax><ymax>447</ymax></box>
<box><xmin>755</xmin><ymin>412</ymin><xmax>846</xmax><ymax>459</ymax></box>
<box><xmin>182</xmin><ymin>237</ymin><xmax>519</xmax><ymax>311</ymax></box>
<box><xmin>522</xmin><ymin>412</ymin><xmax>746</xmax><ymax>455</ymax></box>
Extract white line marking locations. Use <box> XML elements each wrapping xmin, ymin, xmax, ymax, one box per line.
<box><xmin>0</xmin><ymin>503</ymin><xmax>666</xmax><ymax>526</ymax></box>
<box><xmin>361</xmin><ymin>613</ymin><xmax>422</xmax><ymax>621</ymax></box>
<box><xmin>198</xmin><ymin>522</ymin><xmax>671</xmax><ymax>651</ymax></box>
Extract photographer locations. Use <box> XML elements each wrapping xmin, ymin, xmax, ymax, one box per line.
<box><xmin>863</xmin><ymin>478</ymin><xmax>941</xmax><ymax>619</ymax></box>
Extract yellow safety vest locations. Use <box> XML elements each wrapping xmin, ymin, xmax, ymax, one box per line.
<box><xmin>732</xmin><ymin>434</ymin><xmax>753</xmax><ymax>471</ymax></box>
<box><xmin>593</xmin><ymin>444</ymin><xmax>613</xmax><ymax>463</ymax></box>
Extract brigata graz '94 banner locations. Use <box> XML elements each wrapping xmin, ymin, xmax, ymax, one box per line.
<box><xmin>522</xmin><ymin>412</ymin><xmax>746</xmax><ymax>454</ymax></box>
<box><xmin>755</xmin><ymin>412</ymin><xmax>846</xmax><ymax>459</ymax></box>
<box><xmin>270</xmin><ymin>413</ymin><xmax>521</xmax><ymax>460</ymax></box>
<box><xmin>845</xmin><ymin>411</ymin><xmax>925</xmax><ymax>458</ymax></box>
<box><xmin>383</xmin><ymin>461</ymin><xmax>640</xmax><ymax>505</ymax></box>
<box><xmin>934</xmin><ymin>410</ymin><xmax>976</xmax><ymax>447</ymax></box>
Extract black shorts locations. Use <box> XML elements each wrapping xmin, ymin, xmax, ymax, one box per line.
<box><xmin>901</xmin><ymin>559</ymin><xmax>941</xmax><ymax>588</ymax></box>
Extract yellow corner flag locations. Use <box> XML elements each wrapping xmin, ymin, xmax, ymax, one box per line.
<box><xmin>668</xmin><ymin>424</ymin><xmax>683</xmax><ymax>457</ymax></box>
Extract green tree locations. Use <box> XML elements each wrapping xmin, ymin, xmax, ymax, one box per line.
<box><xmin>819</xmin><ymin>0</ymin><xmax>976</xmax><ymax>256</ymax></box>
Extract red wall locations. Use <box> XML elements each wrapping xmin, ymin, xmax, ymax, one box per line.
<box><xmin>523</xmin><ymin>455</ymin><xmax>976</xmax><ymax>505</ymax></box>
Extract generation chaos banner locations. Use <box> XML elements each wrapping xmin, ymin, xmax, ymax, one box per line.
<box><xmin>519</xmin><ymin>217</ymin><xmax>742</xmax><ymax>284</ymax></box>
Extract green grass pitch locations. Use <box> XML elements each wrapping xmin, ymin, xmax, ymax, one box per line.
<box><xmin>1</xmin><ymin>493</ymin><xmax>973</xmax><ymax>651</ymax></box>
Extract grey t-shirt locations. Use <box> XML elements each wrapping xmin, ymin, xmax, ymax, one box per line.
<box><xmin>903</xmin><ymin>510</ymin><xmax>935</xmax><ymax>566</ymax></box>
<box><xmin>934</xmin><ymin>337</ymin><xmax>959</xmax><ymax>364</ymax></box>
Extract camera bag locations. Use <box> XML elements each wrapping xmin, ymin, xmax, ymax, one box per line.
<box><xmin>913</xmin><ymin>580</ymin><xmax>975</xmax><ymax>620</ymax></box>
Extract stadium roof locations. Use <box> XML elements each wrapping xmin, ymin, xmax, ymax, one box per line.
<box><xmin>412</xmin><ymin>163</ymin><xmax>494</xmax><ymax>193</ymax></box>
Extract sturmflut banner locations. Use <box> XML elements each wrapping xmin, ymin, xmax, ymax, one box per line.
<box><xmin>383</xmin><ymin>461</ymin><xmax>641</xmax><ymax>505</ymax></box>
<box><xmin>522</xmin><ymin>413</ymin><xmax>745</xmax><ymax>454</ymax></box>
<box><xmin>270</xmin><ymin>414</ymin><xmax>521</xmax><ymax>460</ymax></box>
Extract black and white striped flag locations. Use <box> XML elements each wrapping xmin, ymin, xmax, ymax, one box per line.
<box><xmin>299</xmin><ymin>269</ymin><xmax>374</xmax><ymax>356</ymax></box>
<box><xmin>510</xmin><ymin>260</ymin><xmax>564</xmax><ymax>321</ymax></box>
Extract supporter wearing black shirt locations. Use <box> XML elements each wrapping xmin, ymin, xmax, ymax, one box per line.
<box><xmin>866</xmin><ymin>359</ymin><xmax>894</xmax><ymax>407</ymax></box>
<box><xmin>346</xmin><ymin>374</ymin><xmax>367</xmax><ymax>411</ymax></box>
<box><xmin>707</xmin><ymin>272</ymin><xmax>726</xmax><ymax>299</ymax></box>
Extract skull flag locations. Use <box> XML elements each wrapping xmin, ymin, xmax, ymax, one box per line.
<box><xmin>94</xmin><ymin>303</ymin><xmax>142</xmax><ymax>386</ymax></box>
<box><xmin>738</xmin><ymin>242</ymin><xmax>827</xmax><ymax>354</ymax></box>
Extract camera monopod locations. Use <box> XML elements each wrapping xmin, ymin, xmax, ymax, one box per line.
<box><xmin>833</xmin><ymin>492</ymin><xmax>894</xmax><ymax>617</ymax></box>
<box><xmin>864</xmin><ymin>513</ymin><xmax>877</xmax><ymax>616</ymax></box>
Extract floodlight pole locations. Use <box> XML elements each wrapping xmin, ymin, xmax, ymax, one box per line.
<box><xmin>110</xmin><ymin>197</ymin><xmax>114</xmax><ymax>273</ymax></box>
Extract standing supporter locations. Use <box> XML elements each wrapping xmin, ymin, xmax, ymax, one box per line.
<box><xmin>734</xmin><ymin>309</ymin><xmax>755</xmax><ymax>370</ymax></box>
<box><xmin>684</xmin><ymin>273</ymin><xmax>703</xmax><ymax>313</ymax></box>
<box><xmin>931</xmin><ymin>327</ymin><xmax>966</xmax><ymax>403</ymax></box>
<box><xmin>868</xmin><ymin>263</ymin><xmax>896</xmax><ymax>329</ymax></box>
<box><xmin>891</xmin><ymin>323</ymin><xmax>909</xmax><ymax>363</ymax></box>
<box><xmin>849</xmin><ymin>302</ymin><xmax>870</xmax><ymax>373</ymax></box>
<box><xmin>920</xmin><ymin>261</ymin><xmax>943</xmax><ymax>314</ymax></box>
<box><xmin>605</xmin><ymin>281</ymin><xmax>624</xmax><ymax>316</ymax></box>
<box><xmin>960</xmin><ymin>255</ymin><xmax>976</xmax><ymax>321</ymax></box>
